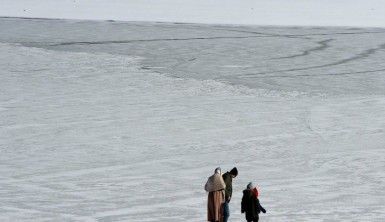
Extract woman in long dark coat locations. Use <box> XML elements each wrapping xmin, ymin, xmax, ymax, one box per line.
<box><xmin>205</xmin><ymin>167</ymin><xmax>226</xmax><ymax>222</ymax></box>
<box><xmin>241</xmin><ymin>182</ymin><xmax>266</xmax><ymax>222</ymax></box>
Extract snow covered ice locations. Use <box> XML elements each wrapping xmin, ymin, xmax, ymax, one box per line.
<box><xmin>1</xmin><ymin>17</ymin><xmax>385</xmax><ymax>221</ymax></box>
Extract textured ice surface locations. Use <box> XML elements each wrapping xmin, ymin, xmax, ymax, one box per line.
<box><xmin>2</xmin><ymin>0</ymin><xmax>385</xmax><ymax>27</ymax></box>
<box><xmin>1</xmin><ymin>18</ymin><xmax>385</xmax><ymax>221</ymax></box>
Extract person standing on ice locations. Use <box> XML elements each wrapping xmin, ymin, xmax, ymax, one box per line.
<box><xmin>205</xmin><ymin>167</ymin><xmax>226</xmax><ymax>222</ymax></box>
<box><xmin>222</xmin><ymin>167</ymin><xmax>238</xmax><ymax>222</ymax></box>
<box><xmin>241</xmin><ymin>182</ymin><xmax>266</xmax><ymax>222</ymax></box>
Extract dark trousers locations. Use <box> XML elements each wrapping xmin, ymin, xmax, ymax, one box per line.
<box><xmin>247</xmin><ymin>214</ymin><xmax>259</xmax><ymax>222</ymax></box>
<box><xmin>223</xmin><ymin>201</ymin><xmax>230</xmax><ymax>222</ymax></box>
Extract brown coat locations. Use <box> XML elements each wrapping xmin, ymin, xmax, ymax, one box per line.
<box><xmin>207</xmin><ymin>190</ymin><xmax>225</xmax><ymax>221</ymax></box>
<box><xmin>205</xmin><ymin>173</ymin><xmax>226</xmax><ymax>221</ymax></box>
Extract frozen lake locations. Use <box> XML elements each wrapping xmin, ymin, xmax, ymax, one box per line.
<box><xmin>1</xmin><ymin>17</ymin><xmax>385</xmax><ymax>221</ymax></box>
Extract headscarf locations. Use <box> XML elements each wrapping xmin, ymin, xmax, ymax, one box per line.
<box><xmin>205</xmin><ymin>168</ymin><xmax>226</xmax><ymax>192</ymax></box>
<box><xmin>252</xmin><ymin>187</ymin><xmax>259</xmax><ymax>198</ymax></box>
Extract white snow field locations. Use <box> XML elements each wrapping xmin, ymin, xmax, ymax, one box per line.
<box><xmin>1</xmin><ymin>18</ymin><xmax>385</xmax><ymax>221</ymax></box>
<box><xmin>2</xmin><ymin>0</ymin><xmax>385</xmax><ymax>27</ymax></box>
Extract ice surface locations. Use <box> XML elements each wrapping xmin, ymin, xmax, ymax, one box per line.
<box><xmin>1</xmin><ymin>0</ymin><xmax>385</xmax><ymax>27</ymax></box>
<box><xmin>1</xmin><ymin>18</ymin><xmax>385</xmax><ymax>221</ymax></box>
